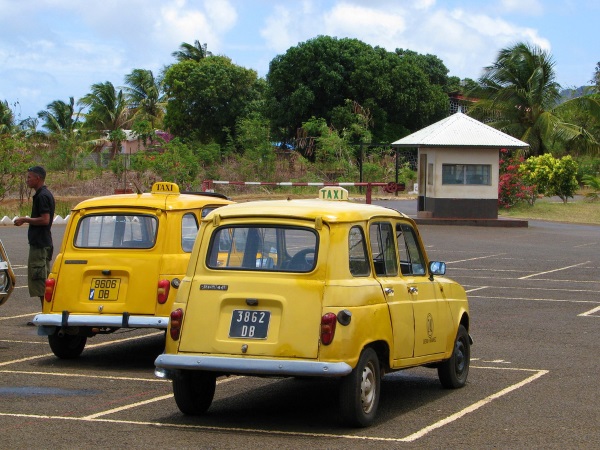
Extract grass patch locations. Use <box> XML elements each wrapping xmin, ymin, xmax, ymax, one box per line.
<box><xmin>499</xmin><ymin>199</ymin><xmax>600</xmax><ymax>225</ymax></box>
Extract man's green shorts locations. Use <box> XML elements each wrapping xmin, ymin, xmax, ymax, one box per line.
<box><xmin>28</xmin><ymin>246</ymin><xmax>52</xmax><ymax>298</ymax></box>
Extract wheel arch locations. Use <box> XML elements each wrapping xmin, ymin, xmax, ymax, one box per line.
<box><xmin>364</xmin><ymin>340</ymin><xmax>390</xmax><ymax>373</ymax></box>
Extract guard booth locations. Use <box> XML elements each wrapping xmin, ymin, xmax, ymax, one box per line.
<box><xmin>392</xmin><ymin>112</ymin><xmax>528</xmax><ymax>219</ymax></box>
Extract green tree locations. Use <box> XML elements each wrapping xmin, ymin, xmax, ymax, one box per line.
<box><xmin>265</xmin><ymin>36</ymin><xmax>448</xmax><ymax>152</ymax></box>
<box><xmin>0</xmin><ymin>135</ymin><xmax>32</xmax><ymax>201</ymax></box>
<box><xmin>151</xmin><ymin>139</ymin><xmax>199</xmax><ymax>188</ymax></box>
<box><xmin>171</xmin><ymin>40</ymin><xmax>212</xmax><ymax>62</ymax></box>
<box><xmin>78</xmin><ymin>81</ymin><xmax>133</xmax><ymax>156</ymax></box>
<box><xmin>0</xmin><ymin>100</ymin><xmax>16</xmax><ymax>134</ymax></box>
<box><xmin>123</xmin><ymin>69</ymin><xmax>166</xmax><ymax>128</ymax></box>
<box><xmin>469</xmin><ymin>42</ymin><xmax>599</xmax><ymax>156</ymax></box>
<box><xmin>235</xmin><ymin>112</ymin><xmax>275</xmax><ymax>179</ymax></box>
<box><xmin>163</xmin><ymin>57</ymin><xmax>263</xmax><ymax>145</ymax></box>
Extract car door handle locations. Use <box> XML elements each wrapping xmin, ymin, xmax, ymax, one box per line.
<box><xmin>384</xmin><ymin>288</ymin><xmax>394</xmax><ymax>295</ymax></box>
<box><xmin>408</xmin><ymin>286</ymin><xmax>418</xmax><ymax>295</ymax></box>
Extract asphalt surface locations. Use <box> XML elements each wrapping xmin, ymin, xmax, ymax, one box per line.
<box><xmin>1</xmin><ymin>200</ymin><xmax>599</xmax><ymax>449</ymax></box>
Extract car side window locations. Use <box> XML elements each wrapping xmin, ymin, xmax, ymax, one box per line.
<box><xmin>396</xmin><ymin>223</ymin><xmax>426</xmax><ymax>275</ymax></box>
<box><xmin>369</xmin><ymin>222</ymin><xmax>398</xmax><ymax>277</ymax></box>
<box><xmin>181</xmin><ymin>213</ymin><xmax>199</xmax><ymax>253</ymax></box>
<box><xmin>348</xmin><ymin>226</ymin><xmax>370</xmax><ymax>277</ymax></box>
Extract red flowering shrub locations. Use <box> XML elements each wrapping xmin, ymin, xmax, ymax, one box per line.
<box><xmin>498</xmin><ymin>149</ymin><xmax>536</xmax><ymax>209</ymax></box>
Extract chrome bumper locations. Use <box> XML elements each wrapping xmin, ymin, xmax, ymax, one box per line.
<box><xmin>34</xmin><ymin>313</ymin><xmax>169</xmax><ymax>335</ymax></box>
<box><xmin>154</xmin><ymin>354</ymin><xmax>352</xmax><ymax>378</ymax></box>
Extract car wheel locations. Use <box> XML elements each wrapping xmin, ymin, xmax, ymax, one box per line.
<box><xmin>172</xmin><ymin>370</ymin><xmax>216</xmax><ymax>415</ymax></box>
<box><xmin>339</xmin><ymin>347</ymin><xmax>380</xmax><ymax>427</ymax></box>
<box><xmin>438</xmin><ymin>324</ymin><xmax>470</xmax><ymax>389</ymax></box>
<box><xmin>48</xmin><ymin>332</ymin><xmax>87</xmax><ymax>359</ymax></box>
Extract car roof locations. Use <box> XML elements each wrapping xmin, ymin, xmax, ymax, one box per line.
<box><xmin>72</xmin><ymin>182</ymin><xmax>233</xmax><ymax>212</ymax></box>
<box><xmin>206</xmin><ymin>198</ymin><xmax>408</xmax><ymax>224</ymax></box>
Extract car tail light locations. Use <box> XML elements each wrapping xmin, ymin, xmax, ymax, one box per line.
<box><xmin>44</xmin><ymin>278</ymin><xmax>56</xmax><ymax>302</ymax></box>
<box><xmin>320</xmin><ymin>312</ymin><xmax>337</xmax><ymax>345</ymax></box>
<box><xmin>157</xmin><ymin>279</ymin><xmax>170</xmax><ymax>304</ymax></box>
<box><xmin>170</xmin><ymin>308</ymin><xmax>184</xmax><ymax>340</ymax></box>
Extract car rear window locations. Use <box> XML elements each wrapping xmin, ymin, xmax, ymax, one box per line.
<box><xmin>207</xmin><ymin>226</ymin><xmax>318</xmax><ymax>272</ymax></box>
<box><xmin>74</xmin><ymin>214</ymin><xmax>158</xmax><ymax>249</ymax></box>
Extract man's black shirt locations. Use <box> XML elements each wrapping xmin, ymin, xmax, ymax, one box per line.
<box><xmin>29</xmin><ymin>185</ymin><xmax>55</xmax><ymax>248</ymax></box>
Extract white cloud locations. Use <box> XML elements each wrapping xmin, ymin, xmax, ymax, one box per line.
<box><xmin>499</xmin><ymin>0</ymin><xmax>543</xmax><ymax>15</ymax></box>
<box><xmin>260</xmin><ymin>5</ymin><xmax>295</xmax><ymax>52</ymax></box>
<box><xmin>323</xmin><ymin>3</ymin><xmax>407</xmax><ymax>46</ymax></box>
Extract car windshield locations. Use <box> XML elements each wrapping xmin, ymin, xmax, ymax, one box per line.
<box><xmin>207</xmin><ymin>225</ymin><xmax>318</xmax><ymax>272</ymax></box>
<box><xmin>74</xmin><ymin>214</ymin><xmax>158</xmax><ymax>249</ymax></box>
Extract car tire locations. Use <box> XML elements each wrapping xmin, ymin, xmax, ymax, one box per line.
<box><xmin>438</xmin><ymin>324</ymin><xmax>470</xmax><ymax>389</ymax></box>
<box><xmin>172</xmin><ymin>370</ymin><xmax>216</xmax><ymax>415</ymax></box>
<box><xmin>339</xmin><ymin>347</ymin><xmax>381</xmax><ymax>427</ymax></box>
<box><xmin>48</xmin><ymin>332</ymin><xmax>87</xmax><ymax>359</ymax></box>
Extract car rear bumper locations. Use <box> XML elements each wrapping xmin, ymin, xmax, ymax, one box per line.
<box><xmin>33</xmin><ymin>312</ymin><xmax>169</xmax><ymax>334</ymax></box>
<box><xmin>154</xmin><ymin>354</ymin><xmax>352</xmax><ymax>378</ymax></box>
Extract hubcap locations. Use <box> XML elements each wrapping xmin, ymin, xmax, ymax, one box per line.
<box><xmin>360</xmin><ymin>362</ymin><xmax>377</xmax><ymax>413</ymax></box>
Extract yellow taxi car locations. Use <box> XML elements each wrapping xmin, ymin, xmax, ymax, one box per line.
<box><xmin>0</xmin><ymin>240</ymin><xmax>16</xmax><ymax>306</ymax></box>
<box><xmin>154</xmin><ymin>187</ymin><xmax>472</xmax><ymax>427</ymax></box>
<box><xmin>34</xmin><ymin>182</ymin><xmax>233</xmax><ymax>359</ymax></box>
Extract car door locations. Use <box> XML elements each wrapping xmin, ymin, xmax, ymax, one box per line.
<box><xmin>369</xmin><ymin>221</ymin><xmax>415</xmax><ymax>360</ymax></box>
<box><xmin>396</xmin><ymin>222</ymin><xmax>450</xmax><ymax>357</ymax></box>
<box><xmin>0</xmin><ymin>239</ymin><xmax>16</xmax><ymax>306</ymax></box>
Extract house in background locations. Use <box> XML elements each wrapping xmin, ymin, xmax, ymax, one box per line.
<box><xmin>392</xmin><ymin>112</ymin><xmax>529</xmax><ymax>221</ymax></box>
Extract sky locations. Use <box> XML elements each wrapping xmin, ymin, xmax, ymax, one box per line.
<box><xmin>1</xmin><ymin>0</ymin><xmax>598</xmax><ymax>123</ymax></box>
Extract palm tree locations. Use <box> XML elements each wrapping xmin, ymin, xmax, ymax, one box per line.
<box><xmin>38</xmin><ymin>97</ymin><xmax>82</xmax><ymax>137</ymax></box>
<box><xmin>123</xmin><ymin>69</ymin><xmax>166</xmax><ymax>128</ymax></box>
<box><xmin>78</xmin><ymin>81</ymin><xmax>132</xmax><ymax>157</ymax></box>
<box><xmin>171</xmin><ymin>40</ymin><xmax>212</xmax><ymax>62</ymax></box>
<box><xmin>468</xmin><ymin>42</ymin><xmax>599</xmax><ymax>155</ymax></box>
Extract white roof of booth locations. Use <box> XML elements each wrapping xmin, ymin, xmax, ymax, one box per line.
<box><xmin>391</xmin><ymin>112</ymin><xmax>529</xmax><ymax>148</ymax></box>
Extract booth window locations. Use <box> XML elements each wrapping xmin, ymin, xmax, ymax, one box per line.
<box><xmin>442</xmin><ymin>164</ymin><xmax>491</xmax><ymax>185</ymax></box>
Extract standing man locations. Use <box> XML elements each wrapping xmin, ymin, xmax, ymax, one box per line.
<box><xmin>14</xmin><ymin>166</ymin><xmax>55</xmax><ymax>312</ymax></box>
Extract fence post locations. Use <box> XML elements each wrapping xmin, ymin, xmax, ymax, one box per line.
<box><xmin>366</xmin><ymin>183</ymin><xmax>372</xmax><ymax>204</ymax></box>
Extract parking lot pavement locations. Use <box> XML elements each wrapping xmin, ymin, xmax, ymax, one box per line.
<box><xmin>1</xmin><ymin>218</ymin><xmax>599</xmax><ymax>448</ymax></box>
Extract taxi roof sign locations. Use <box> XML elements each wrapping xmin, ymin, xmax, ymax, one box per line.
<box><xmin>152</xmin><ymin>182</ymin><xmax>180</xmax><ymax>194</ymax></box>
<box><xmin>319</xmin><ymin>186</ymin><xmax>348</xmax><ymax>201</ymax></box>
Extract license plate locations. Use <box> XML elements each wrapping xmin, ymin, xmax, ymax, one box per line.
<box><xmin>89</xmin><ymin>278</ymin><xmax>121</xmax><ymax>301</ymax></box>
<box><xmin>229</xmin><ymin>309</ymin><xmax>270</xmax><ymax>339</ymax></box>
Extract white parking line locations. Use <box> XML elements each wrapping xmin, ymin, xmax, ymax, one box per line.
<box><xmin>465</xmin><ymin>286</ymin><xmax>489</xmax><ymax>293</ymax></box>
<box><xmin>447</xmin><ymin>253</ymin><xmax>506</xmax><ymax>264</ymax></box>
<box><xmin>401</xmin><ymin>367</ymin><xmax>549</xmax><ymax>442</ymax></box>
<box><xmin>0</xmin><ymin>312</ymin><xmax>39</xmax><ymax>321</ymax></box>
<box><xmin>0</xmin><ymin>366</ymin><xmax>548</xmax><ymax>443</ymax></box>
<box><xmin>579</xmin><ymin>305</ymin><xmax>600</xmax><ymax>317</ymax></box>
<box><xmin>81</xmin><ymin>376</ymin><xmax>242</xmax><ymax>419</ymax></box>
<box><xmin>0</xmin><ymin>369</ymin><xmax>166</xmax><ymax>382</ymax></box>
<box><xmin>468</xmin><ymin>295</ymin><xmax>599</xmax><ymax>304</ymax></box>
<box><xmin>0</xmin><ymin>332</ymin><xmax>162</xmax><ymax>367</ymax></box>
<box><xmin>518</xmin><ymin>262</ymin><xmax>590</xmax><ymax>279</ymax></box>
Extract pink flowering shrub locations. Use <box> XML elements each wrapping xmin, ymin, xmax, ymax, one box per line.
<box><xmin>498</xmin><ymin>149</ymin><xmax>536</xmax><ymax>209</ymax></box>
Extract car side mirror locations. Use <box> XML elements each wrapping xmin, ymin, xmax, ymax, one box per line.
<box><xmin>428</xmin><ymin>261</ymin><xmax>446</xmax><ymax>280</ymax></box>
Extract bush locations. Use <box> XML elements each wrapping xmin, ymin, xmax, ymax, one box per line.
<box><xmin>520</xmin><ymin>154</ymin><xmax>579</xmax><ymax>203</ymax></box>
<box><xmin>498</xmin><ymin>149</ymin><xmax>536</xmax><ymax>208</ymax></box>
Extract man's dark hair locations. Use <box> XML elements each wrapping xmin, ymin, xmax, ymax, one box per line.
<box><xmin>28</xmin><ymin>166</ymin><xmax>46</xmax><ymax>179</ymax></box>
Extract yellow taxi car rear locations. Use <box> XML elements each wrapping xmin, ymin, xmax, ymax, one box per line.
<box><xmin>34</xmin><ymin>182</ymin><xmax>232</xmax><ymax>358</ymax></box>
<box><xmin>155</xmin><ymin>187</ymin><xmax>471</xmax><ymax>427</ymax></box>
